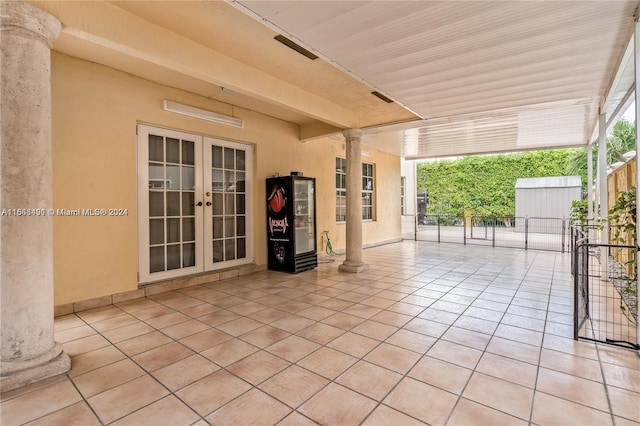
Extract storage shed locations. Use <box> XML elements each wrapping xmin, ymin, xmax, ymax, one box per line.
<box><xmin>515</xmin><ymin>176</ymin><xmax>582</xmax><ymax>233</ymax></box>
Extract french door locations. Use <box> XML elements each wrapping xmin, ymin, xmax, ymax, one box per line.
<box><xmin>137</xmin><ymin>125</ymin><xmax>253</xmax><ymax>283</ymax></box>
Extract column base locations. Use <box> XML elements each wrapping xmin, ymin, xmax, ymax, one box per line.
<box><xmin>1</xmin><ymin>343</ymin><xmax>71</xmax><ymax>393</ymax></box>
<box><xmin>339</xmin><ymin>261</ymin><xmax>369</xmax><ymax>273</ymax></box>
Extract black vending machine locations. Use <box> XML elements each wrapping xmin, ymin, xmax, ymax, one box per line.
<box><xmin>266</xmin><ymin>174</ymin><xmax>317</xmax><ymax>273</ymax></box>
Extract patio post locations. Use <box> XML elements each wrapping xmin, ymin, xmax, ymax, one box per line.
<box><xmin>339</xmin><ymin>129</ymin><xmax>369</xmax><ymax>273</ymax></box>
<box><xmin>0</xmin><ymin>2</ymin><xmax>70</xmax><ymax>391</ymax></box>
<box><xmin>597</xmin><ymin>113</ymin><xmax>609</xmax><ymax>278</ymax></box>
<box><xmin>634</xmin><ymin>9</ymin><xmax>640</xmax><ymax>354</ymax></box>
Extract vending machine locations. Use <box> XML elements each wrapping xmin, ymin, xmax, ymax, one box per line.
<box><xmin>266</xmin><ymin>174</ymin><xmax>317</xmax><ymax>273</ymax></box>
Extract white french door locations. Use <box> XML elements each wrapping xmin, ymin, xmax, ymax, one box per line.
<box><xmin>137</xmin><ymin>124</ymin><xmax>253</xmax><ymax>283</ymax></box>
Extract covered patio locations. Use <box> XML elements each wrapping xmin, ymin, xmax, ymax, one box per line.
<box><xmin>2</xmin><ymin>241</ymin><xmax>638</xmax><ymax>425</ymax></box>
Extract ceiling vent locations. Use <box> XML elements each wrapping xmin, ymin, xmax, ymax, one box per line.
<box><xmin>371</xmin><ymin>91</ymin><xmax>394</xmax><ymax>103</ymax></box>
<box><xmin>274</xmin><ymin>35</ymin><xmax>318</xmax><ymax>60</ymax></box>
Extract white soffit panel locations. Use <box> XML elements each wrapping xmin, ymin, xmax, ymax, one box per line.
<box><xmin>232</xmin><ymin>1</ymin><xmax>637</xmax><ymax>158</ymax></box>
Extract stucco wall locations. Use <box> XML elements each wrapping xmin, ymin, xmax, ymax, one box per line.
<box><xmin>51</xmin><ymin>52</ymin><xmax>401</xmax><ymax>305</ymax></box>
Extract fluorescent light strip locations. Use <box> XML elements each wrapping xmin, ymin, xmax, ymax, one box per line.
<box><xmin>163</xmin><ymin>100</ymin><xmax>243</xmax><ymax>128</ymax></box>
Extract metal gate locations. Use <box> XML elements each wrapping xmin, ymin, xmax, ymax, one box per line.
<box><xmin>572</xmin><ymin>237</ymin><xmax>639</xmax><ymax>350</ymax></box>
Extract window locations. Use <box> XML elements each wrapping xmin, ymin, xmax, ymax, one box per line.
<box><xmin>401</xmin><ymin>176</ymin><xmax>406</xmax><ymax>215</ymax></box>
<box><xmin>335</xmin><ymin>157</ymin><xmax>375</xmax><ymax>221</ymax></box>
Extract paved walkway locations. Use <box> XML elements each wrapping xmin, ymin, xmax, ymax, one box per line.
<box><xmin>2</xmin><ymin>241</ymin><xmax>639</xmax><ymax>425</ymax></box>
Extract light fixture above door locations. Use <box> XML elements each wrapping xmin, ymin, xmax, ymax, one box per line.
<box><xmin>163</xmin><ymin>100</ymin><xmax>244</xmax><ymax>128</ymax></box>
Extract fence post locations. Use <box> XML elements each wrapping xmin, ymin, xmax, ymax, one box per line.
<box><xmin>437</xmin><ymin>214</ymin><xmax>441</xmax><ymax>243</ymax></box>
<box><xmin>492</xmin><ymin>217</ymin><xmax>496</xmax><ymax>247</ymax></box>
<box><xmin>463</xmin><ymin>216</ymin><xmax>467</xmax><ymax>245</ymax></box>
<box><xmin>414</xmin><ymin>214</ymin><xmax>417</xmax><ymax>241</ymax></box>
<box><xmin>561</xmin><ymin>218</ymin><xmax>566</xmax><ymax>253</ymax></box>
<box><xmin>525</xmin><ymin>217</ymin><xmax>529</xmax><ymax>250</ymax></box>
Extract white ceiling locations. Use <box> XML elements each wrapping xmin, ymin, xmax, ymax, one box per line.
<box><xmin>231</xmin><ymin>1</ymin><xmax>638</xmax><ymax>158</ymax></box>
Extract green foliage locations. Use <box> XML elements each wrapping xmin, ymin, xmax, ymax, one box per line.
<box><xmin>570</xmin><ymin>199</ymin><xmax>588</xmax><ymax>225</ymax></box>
<box><xmin>417</xmin><ymin>149</ymin><xmax>575</xmax><ymax>217</ymax></box>
<box><xmin>565</xmin><ymin>119</ymin><xmax>636</xmax><ymax>190</ymax></box>
<box><xmin>608</xmin><ymin>187</ymin><xmax>637</xmax><ymax>245</ymax></box>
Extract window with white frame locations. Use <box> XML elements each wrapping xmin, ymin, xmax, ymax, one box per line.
<box><xmin>335</xmin><ymin>157</ymin><xmax>375</xmax><ymax>222</ymax></box>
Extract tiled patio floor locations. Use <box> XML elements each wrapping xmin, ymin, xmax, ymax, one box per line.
<box><xmin>2</xmin><ymin>241</ymin><xmax>639</xmax><ymax>425</ymax></box>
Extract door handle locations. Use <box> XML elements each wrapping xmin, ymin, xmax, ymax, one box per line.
<box><xmin>194</xmin><ymin>201</ymin><xmax>203</xmax><ymax>206</ymax></box>
<box><xmin>206</xmin><ymin>201</ymin><xmax>212</xmax><ymax>206</ymax></box>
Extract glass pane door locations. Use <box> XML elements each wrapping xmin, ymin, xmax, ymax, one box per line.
<box><xmin>204</xmin><ymin>137</ymin><xmax>252</xmax><ymax>269</ymax></box>
<box><xmin>294</xmin><ymin>179</ymin><xmax>315</xmax><ymax>255</ymax></box>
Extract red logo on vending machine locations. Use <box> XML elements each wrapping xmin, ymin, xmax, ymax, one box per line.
<box><xmin>268</xmin><ymin>187</ymin><xmax>286</xmax><ymax>214</ymax></box>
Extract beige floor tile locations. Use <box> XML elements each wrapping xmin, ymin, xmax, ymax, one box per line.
<box><xmin>54</xmin><ymin>324</ymin><xmax>97</xmax><ymax>344</ymax></box>
<box><xmin>383</xmin><ymin>377</ymin><xmax>458</xmax><ymax>425</ymax></box>
<box><xmin>72</xmin><ymin>358</ymin><xmax>146</xmax><ymax>398</ymax></box>
<box><xmin>0</xmin><ymin>374</ymin><xmax>68</xmax><ymax>400</ymax></box>
<box><xmin>494</xmin><ymin>323</ymin><xmax>544</xmax><ymax>346</ymax></box>
<box><xmin>408</xmin><ymin>356</ymin><xmax>472</xmax><ymax>394</ymax></box>
<box><xmin>90</xmin><ymin>314</ymin><xmax>140</xmax><ymax>333</ymax></box>
<box><xmin>69</xmin><ymin>345</ymin><xmax>127</xmax><ymax>377</ymax></box>
<box><xmin>54</xmin><ymin>315</ymin><xmax>85</xmax><ymax>332</ymax></box>
<box><xmin>384</xmin><ymin>329</ymin><xmax>437</xmax><ymax>354</ymax></box>
<box><xmin>130</xmin><ymin>305</ymin><xmax>176</xmax><ymax>321</ymax></box>
<box><xmin>144</xmin><ymin>311</ymin><xmax>191</xmax><ymax>329</ymax></box>
<box><xmin>462</xmin><ymin>372</ymin><xmax>533</xmax><ymax>420</ymax></box>
<box><xmin>536</xmin><ymin>367</ymin><xmax>609</xmax><ymax>412</ymax></box>
<box><xmin>322</xmin><ymin>312</ymin><xmax>366</xmax><ymax>330</ymax></box>
<box><xmin>364</xmin><ymin>342</ymin><xmax>421</xmax><ymax>374</ymax></box>
<box><xmin>270</xmin><ymin>314</ymin><xmax>316</xmax><ymax>333</ymax></box>
<box><xmin>152</xmin><ymin>354</ymin><xmax>219</xmax><ymax>391</ymax></box>
<box><xmin>175</xmin><ymin>369</ymin><xmax>252</xmax><ymax>416</ymax></box>
<box><xmin>531</xmin><ymin>391</ymin><xmax>613</xmax><ymax>426</ymax></box>
<box><xmin>227</xmin><ymin>301</ymin><xmax>267</xmax><ymax>316</ymax></box>
<box><xmin>607</xmin><ymin>386</ymin><xmax>640</xmax><ymax>423</ymax></box>
<box><xmin>296</xmin><ymin>322</ymin><xmax>344</xmax><ymax>345</ymax></box>
<box><xmin>296</xmin><ymin>306</ymin><xmax>337</xmax><ymax>321</ymax></box>
<box><xmin>597</xmin><ymin>345</ymin><xmax>640</xmax><ymax>369</ymax></box>
<box><xmin>24</xmin><ymin>401</ymin><xmax>101</xmax><ymax>426</ymax></box>
<box><xmin>361</xmin><ymin>404</ymin><xmax>427</xmax><ymax>426</ymax></box>
<box><xmin>76</xmin><ymin>306</ymin><xmax>126</xmax><ymax>323</ymax></box>
<box><xmin>101</xmin><ymin>321</ymin><xmax>156</xmax><ymax>343</ymax></box>
<box><xmin>259</xmin><ymin>365</ymin><xmax>329</xmax><ymax>408</ymax></box>
<box><xmin>115</xmin><ymin>331</ymin><xmax>173</xmax><ymax>356</ymax></box>
<box><xmin>1</xmin><ymin>378</ymin><xmax>82</xmax><ymax>425</ymax></box>
<box><xmin>62</xmin><ymin>333</ymin><xmax>111</xmax><ymax>357</ymax></box>
<box><xmin>427</xmin><ymin>340</ymin><xmax>483</xmax><ymax>369</ymax></box>
<box><xmin>205</xmin><ymin>388</ymin><xmax>291</xmax><ymax>425</ymax></box>
<box><xmin>542</xmin><ymin>334</ymin><xmax>598</xmax><ymax>360</ymax></box>
<box><xmin>159</xmin><ymin>318</ymin><xmax>209</xmax><ymax>340</ymax></box>
<box><xmin>403</xmin><ymin>317</ymin><xmax>449</xmax><ymax>338</ymax></box>
<box><xmin>441</xmin><ymin>326</ymin><xmax>491</xmax><ymax>351</ymax></box>
<box><xmin>200</xmin><ymin>337</ymin><xmax>258</xmax><ymax>366</ymax></box>
<box><xmin>298</xmin><ymin>347</ymin><xmax>358</xmax><ymax>380</ymax></box>
<box><xmin>351</xmin><ymin>320</ymin><xmax>398</xmax><ymax>341</ymax></box>
<box><xmin>266</xmin><ymin>335</ymin><xmax>321</xmax><ymax>362</ymax></box>
<box><xmin>87</xmin><ymin>375</ymin><xmax>169</xmax><ymax>424</ymax></box>
<box><xmin>110</xmin><ymin>395</ymin><xmax>201</xmax><ymax>426</ymax></box>
<box><xmin>360</xmin><ymin>296</ymin><xmax>397</xmax><ymax>309</ymax></box>
<box><xmin>602</xmin><ymin>363</ymin><xmax>640</xmax><ymax>392</ymax></box>
<box><xmin>369</xmin><ymin>310</ymin><xmax>413</xmax><ymax>327</ymax></box>
<box><xmin>336</xmin><ymin>360</ymin><xmax>402</xmax><ymax>401</ymax></box>
<box><xmin>227</xmin><ymin>350</ymin><xmax>291</xmax><ymax>385</ymax></box>
<box><xmin>178</xmin><ymin>328</ymin><xmax>233</xmax><ymax>352</ymax></box>
<box><xmin>539</xmin><ymin>348</ymin><xmax>603</xmax><ymax>382</ymax></box>
<box><xmin>614</xmin><ymin>415</ymin><xmax>640</xmax><ymax>426</ymax></box>
<box><xmin>248</xmin><ymin>307</ymin><xmax>290</xmax><ymax>324</ymax></box>
<box><xmin>299</xmin><ymin>383</ymin><xmax>377</xmax><ymax>426</ymax></box>
<box><xmin>486</xmin><ymin>336</ymin><xmax>541</xmax><ymax>365</ymax></box>
<box><xmin>277</xmin><ymin>411</ymin><xmax>319</xmax><ymax>426</ymax></box>
<box><xmin>454</xmin><ymin>315</ymin><xmax>499</xmax><ymax>335</ymax></box>
<box><xmin>132</xmin><ymin>341</ymin><xmax>194</xmax><ymax>372</ymax></box>
<box><xmin>387</xmin><ymin>301</ymin><xmax>428</xmax><ymax>316</ymax></box>
<box><xmin>342</xmin><ymin>303</ymin><xmax>383</xmax><ymax>319</ymax></box>
<box><xmin>115</xmin><ymin>298</ymin><xmax>161</xmax><ymax>313</ymax></box>
<box><xmin>238</xmin><ymin>324</ymin><xmax>291</xmax><ymax>348</ymax></box>
<box><xmin>179</xmin><ymin>301</ymin><xmax>220</xmax><ymax>318</ymax></box>
<box><xmin>475</xmin><ymin>352</ymin><xmax>538</xmax><ymax>389</ymax></box>
<box><xmin>448</xmin><ymin>398</ymin><xmax>529</xmax><ymax>426</ymax></box>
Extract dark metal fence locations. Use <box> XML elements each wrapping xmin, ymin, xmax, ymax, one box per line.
<box><xmin>413</xmin><ymin>214</ymin><xmax>569</xmax><ymax>252</ymax></box>
<box><xmin>571</xmin><ymin>227</ymin><xmax>638</xmax><ymax>350</ymax></box>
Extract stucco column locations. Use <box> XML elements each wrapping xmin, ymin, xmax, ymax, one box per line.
<box><xmin>339</xmin><ymin>129</ymin><xmax>369</xmax><ymax>273</ymax></box>
<box><xmin>1</xmin><ymin>1</ymin><xmax>69</xmax><ymax>392</ymax></box>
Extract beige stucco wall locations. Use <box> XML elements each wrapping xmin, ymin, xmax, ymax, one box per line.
<box><xmin>51</xmin><ymin>52</ymin><xmax>401</xmax><ymax>305</ymax></box>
